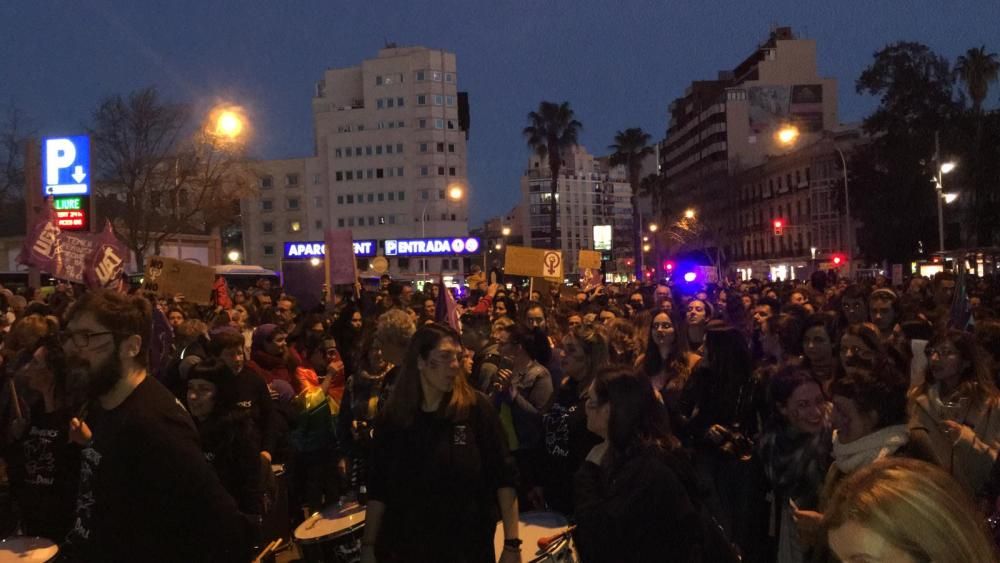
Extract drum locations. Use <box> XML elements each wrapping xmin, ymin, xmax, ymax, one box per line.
<box><xmin>494</xmin><ymin>511</ymin><xmax>579</xmax><ymax>563</ymax></box>
<box><xmin>294</xmin><ymin>503</ymin><xmax>366</xmax><ymax>563</ymax></box>
<box><xmin>0</xmin><ymin>536</ymin><xmax>58</xmax><ymax>563</ymax></box>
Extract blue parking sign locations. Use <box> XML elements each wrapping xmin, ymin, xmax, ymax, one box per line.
<box><xmin>42</xmin><ymin>136</ymin><xmax>90</xmax><ymax>196</ymax></box>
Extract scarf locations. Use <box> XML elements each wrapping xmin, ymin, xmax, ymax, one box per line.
<box><xmin>832</xmin><ymin>424</ymin><xmax>909</xmax><ymax>474</ymax></box>
<box><xmin>759</xmin><ymin>423</ymin><xmax>832</xmax><ymax>504</ymax></box>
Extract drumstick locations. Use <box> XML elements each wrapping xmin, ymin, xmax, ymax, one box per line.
<box><xmin>303</xmin><ymin>511</ymin><xmax>323</xmax><ymax>530</ymax></box>
<box><xmin>252</xmin><ymin>539</ymin><xmax>280</xmax><ymax>563</ymax></box>
<box><xmin>537</xmin><ymin>526</ymin><xmax>576</xmax><ymax>551</ymax></box>
<box><xmin>8</xmin><ymin>378</ymin><xmax>22</xmax><ymax>420</ymax></box>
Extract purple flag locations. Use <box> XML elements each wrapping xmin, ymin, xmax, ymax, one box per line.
<box><xmin>18</xmin><ymin>203</ymin><xmax>60</xmax><ymax>274</ymax></box>
<box><xmin>84</xmin><ymin>221</ymin><xmax>128</xmax><ymax>290</ymax></box>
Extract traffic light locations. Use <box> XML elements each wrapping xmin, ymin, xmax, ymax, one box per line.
<box><xmin>831</xmin><ymin>254</ymin><xmax>846</xmax><ymax>267</ymax></box>
<box><xmin>773</xmin><ymin>219</ymin><xmax>784</xmax><ymax>236</ymax></box>
<box><xmin>662</xmin><ymin>260</ymin><xmax>675</xmax><ymax>273</ymax></box>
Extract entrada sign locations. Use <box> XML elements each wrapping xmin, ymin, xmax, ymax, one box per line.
<box><xmin>284</xmin><ymin>240</ymin><xmax>377</xmax><ymax>259</ymax></box>
<box><xmin>384</xmin><ymin>237</ymin><xmax>480</xmax><ymax>257</ymax></box>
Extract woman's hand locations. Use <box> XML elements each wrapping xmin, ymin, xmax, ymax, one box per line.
<box><xmin>69</xmin><ymin>417</ymin><xmax>93</xmax><ymax>446</ymax></box>
<box><xmin>705</xmin><ymin>424</ymin><xmax>728</xmax><ymax>445</ymax></box>
<box><xmin>940</xmin><ymin>420</ymin><xmax>967</xmax><ymax>445</ymax></box>
<box><xmin>791</xmin><ymin>505</ymin><xmax>824</xmax><ymax>547</ymax></box>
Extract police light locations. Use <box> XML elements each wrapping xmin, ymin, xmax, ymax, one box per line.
<box><xmin>683</xmin><ymin>272</ymin><xmax>697</xmax><ymax>283</ymax></box>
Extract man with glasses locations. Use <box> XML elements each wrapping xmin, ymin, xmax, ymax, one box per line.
<box><xmin>61</xmin><ymin>290</ymin><xmax>251</xmax><ymax>562</ymax></box>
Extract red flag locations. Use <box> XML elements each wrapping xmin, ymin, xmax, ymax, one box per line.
<box><xmin>213</xmin><ymin>276</ymin><xmax>233</xmax><ymax>309</ymax></box>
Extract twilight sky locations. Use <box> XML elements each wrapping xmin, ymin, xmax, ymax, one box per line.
<box><xmin>2</xmin><ymin>1</ymin><xmax>998</xmax><ymax>226</ymax></box>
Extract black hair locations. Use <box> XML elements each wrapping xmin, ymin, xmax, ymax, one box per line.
<box><xmin>502</xmin><ymin>324</ymin><xmax>552</xmax><ymax>365</ymax></box>
<box><xmin>831</xmin><ymin>361</ymin><xmax>909</xmax><ymax>429</ymax></box>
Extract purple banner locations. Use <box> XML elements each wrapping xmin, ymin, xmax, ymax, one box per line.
<box><xmin>19</xmin><ymin>209</ymin><xmax>128</xmax><ymax>288</ymax></box>
<box><xmin>325</xmin><ymin>228</ymin><xmax>357</xmax><ymax>286</ymax></box>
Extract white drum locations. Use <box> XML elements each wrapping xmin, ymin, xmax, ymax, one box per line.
<box><xmin>294</xmin><ymin>503</ymin><xmax>366</xmax><ymax>563</ymax></box>
<box><xmin>494</xmin><ymin>511</ymin><xmax>579</xmax><ymax>563</ymax></box>
<box><xmin>0</xmin><ymin>536</ymin><xmax>58</xmax><ymax>563</ymax></box>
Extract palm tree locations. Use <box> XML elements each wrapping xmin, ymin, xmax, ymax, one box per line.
<box><xmin>955</xmin><ymin>46</ymin><xmax>1000</xmax><ymax>113</ymax></box>
<box><xmin>609</xmin><ymin>128</ymin><xmax>654</xmax><ymax>279</ymax></box>
<box><xmin>524</xmin><ymin>101</ymin><xmax>582</xmax><ymax>249</ymax></box>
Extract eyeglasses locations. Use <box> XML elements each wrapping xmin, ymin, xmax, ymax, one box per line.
<box><xmin>60</xmin><ymin>331</ymin><xmax>117</xmax><ymax>349</ymax></box>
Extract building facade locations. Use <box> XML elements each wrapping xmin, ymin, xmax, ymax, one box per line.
<box><xmin>658</xmin><ymin>26</ymin><xmax>839</xmax><ymax>268</ymax></box>
<box><xmin>242</xmin><ymin>46</ymin><xmax>472</xmax><ymax>278</ymax></box>
<box><xmin>518</xmin><ymin>145</ymin><xmax>633</xmax><ymax>277</ymax></box>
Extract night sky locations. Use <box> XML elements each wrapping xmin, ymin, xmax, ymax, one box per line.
<box><xmin>2</xmin><ymin>1</ymin><xmax>998</xmax><ymax>226</ymax></box>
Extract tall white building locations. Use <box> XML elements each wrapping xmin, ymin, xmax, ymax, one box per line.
<box><xmin>518</xmin><ymin>145</ymin><xmax>633</xmax><ymax>276</ymax></box>
<box><xmin>242</xmin><ymin>46</ymin><xmax>471</xmax><ymax>277</ymax></box>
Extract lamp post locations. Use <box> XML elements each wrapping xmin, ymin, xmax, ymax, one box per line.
<box><xmin>934</xmin><ymin>131</ymin><xmax>957</xmax><ymax>255</ymax></box>
<box><xmin>420</xmin><ymin>183</ymin><xmax>464</xmax><ymax>278</ymax></box>
<box><xmin>777</xmin><ymin>125</ymin><xmax>852</xmax><ymax>279</ymax></box>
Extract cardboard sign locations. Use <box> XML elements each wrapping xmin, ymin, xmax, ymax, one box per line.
<box><xmin>578</xmin><ymin>250</ymin><xmax>602</xmax><ymax>270</ymax></box>
<box><xmin>143</xmin><ymin>256</ymin><xmax>216</xmax><ymax>304</ymax></box>
<box><xmin>892</xmin><ymin>264</ymin><xmax>904</xmax><ymax>288</ymax></box>
<box><xmin>504</xmin><ymin>246</ymin><xmax>563</xmax><ymax>280</ymax></box>
<box><xmin>325</xmin><ymin>229</ymin><xmax>358</xmax><ymax>285</ymax></box>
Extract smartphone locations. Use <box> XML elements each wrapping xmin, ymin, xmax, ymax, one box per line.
<box><xmin>498</xmin><ymin>355</ymin><xmax>514</xmax><ymax>372</ymax></box>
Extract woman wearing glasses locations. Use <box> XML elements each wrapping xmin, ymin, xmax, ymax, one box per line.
<box><xmin>909</xmin><ymin>329</ymin><xmax>1000</xmax><ymax>494</ymax></box>
<box><xmin>362</xmin><ymin>324</ymin><xmax>521</xmax><ymax>563</ymax></box>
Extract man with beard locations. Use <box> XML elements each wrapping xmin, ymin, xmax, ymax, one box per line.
<box><xmin>61</xmin><ymin>290</ymin><xmax>252</xmax><ymax>562</ymax></box>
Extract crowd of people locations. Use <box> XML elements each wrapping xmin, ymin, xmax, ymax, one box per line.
<box><xmin>2</xmin><ymin>267</ymin><xmax>1000</xmax><ymax>562</ymax></box>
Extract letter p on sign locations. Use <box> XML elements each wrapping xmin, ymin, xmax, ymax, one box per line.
<box><xmin>46</xmin><ymin>139</ymin><xmax>76</xmax><ymax>185</ymax></box>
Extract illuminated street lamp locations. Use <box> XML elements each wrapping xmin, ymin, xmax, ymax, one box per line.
<box><xmin>208</xmin><ymin>106</ymin><xmax>248</xmax><ymax>141</ymax></box>
<box><xmin>684</xmin><ymin>208</ymin><xmax>696</xmax><ymax>220</ymax></box>
<box><xmin>501</xmin><ymin>226</ymin><xmax>511</xmax><ymax>237</ymax></box>
<box><xmin>776</xmin><ymin>125</ymin><xmax>800</xmax><ymax>146</ymax></box>
<box><xmin>227</xmin><ymin>250</ymin><xmax>241</xmax><ymax>263</ymax></box>
<box><xmin>648</xmin><ymin>223</ymin><xmax>658</xmax><ymax>233</ymax></box>
<box><xmin>941</xmin><ymin>162</ymin><xmax>957</xmax><ymax>175</ymax></box>
<box><xmin>448</xmin><ymin>184</ymin><xmax>464</xmax><ymax>201</ymax></box>
<box><xmin>642</xmin><ymin>243</ymin><xmax>651</xmax><ymax>253</ymax></box>
<box><xmin>943</xmin><ymin>192</ymin><xmax>959</xmax><ymax>204</ymax></box>
<box><xmin>309</xmin><ymin>257</ymin><xmax>321</xmax><ymax>267</ymax></box>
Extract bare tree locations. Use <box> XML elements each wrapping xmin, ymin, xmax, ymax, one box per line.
<box><xmin>0</xmin><ymin>105</ymin><xmax>33</xmax><ymax>208</ymax></box>
<box><xmin>88</xmin><ymin>87</ymin><xmax>254</xmax><ymax>270</ymax></box>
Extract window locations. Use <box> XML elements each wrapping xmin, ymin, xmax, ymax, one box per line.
<box><xmin>348</xmin><ymin>218</ymin><xmax>354</xmax><ymax>227</ymax></box>
<box><xmin>420</xmin><ymin>143</ymin><xmax>428</xmax><ymax>153</ymax></box>
<box><xmin>421</xmin><ymin>190</ymin><xmax>429</xmax><ymax>200</ymax></box>
<box><xmin>418</xmin><ymin>119</ymin><xmax>427</xmax><ymax>128</ymax></box>
<box><xmin>357</xmin><ymin>193</ymin><xmax>363</xmax><ymax>203</ymax></box>
<box><xmin>356</xmin><ymin>169</ymin><xmax>363</xmax><ymax>179</ymax></box>
<box><xmin>386</xmin><ymin>98</ymin><xmax>394</xmax><ymax>108</ymax></box>
<box><xmin>376</xmin><ymin>168</ymin><xmax>384</xmax><ymax>179</ymax></box>
<box><xmin>420</xmin><ymin>166</ymin><xmax>429</xmax><ymax>176</ymax></box>
<box><xmin>262</xmin><ymin>221</ymin><xmax>274</xmax><ymax>233</ymax></box>
<box><xmin>445</xmin><ymin>72</ymin><xmax>454</xmax><ymax>83</ymax></box>
<box><xmin>438</xmin><ymin>189</ymin><xmax>445</xmax><ymax>199</ymax></box>
<box><xmin>448</xmin><ymin>143</ymin><xmax>455</xmax><ymax>153</ymax></box>
<box><xmin>415</xmin><ymin>70</ymin><xmax>425</xmax><ymax>81</ymax></box>
<box><xmin>261</xmin><ymin>200</ymin><xmax>273</xmax><ymax>211</ymax></box>
<box><xmin>287</xmin><ymin>198</ymin><xmax>300</xmax><ymax>210</ymax></box>
<box><xmin>437</xmin><ymin>167</ymin><xmax>445</xmax><ymax>176</ymax></box>
<box><xmin>334</xmin><ymin>148</ymin><xmax>342</xmax><ymax>158</ymax></box>
<box><xmin>263</xmin><ymin>245</ymin><xmax>275</xmax><ymax>257</ymax></box>
<box><xmin>431</xmin><ymin>71</ymin><xmax>442</xmax><ymax>81</ymax></box>
<box><xmin>396</xmin><ymin>97</ymin><xmax>404</xmax><ymax>107</ymax></box>
<box><xmin>366</xmin><ymin>145</ymin><xmax>373</xmax><ymax>156</ymax></box>
<box><xmin>337</xmin><ymin>218</ymin><xmax>345</xmax><ymax>227</ymax></box>
<box><xmin>388</xmin><ymin>215</ymin><xmax>396</xmax><ymax>224</ymax></box>
<box><xmin>314</xmin><ymin>196</ymin><xmax>323</xmax><ymax>207</ymax></box>
<box><xmin>289</xmin><ymin>221</ymin><xmax>301</xmax><ymax>233</ymax></box>
<box><xmin>417</xmin><ymin>95</ymin><xmax>427</xmax><ymax>105</ymax></box>
<box><xmin>345</xmin><ymin>171</ymin><xmax>354</xmax><ymax>181</ymax></box>
<box><xmin>335</xmin><ymin>171</ymin><xmax>343</xmax><ymax>182</ymax></box>
<box><xmin>398</xmin><ymin>191</ymin><xmax>404</xmax><ymax>200</ymax></box>
<box><xmin>386</xmin><ymin>144</ymin><xmax>393</xmax><ymax>154</ymax></box>
<box><xmin>378</xmin><ymin>193</ymin><xmax>384</xmax><ymax>202</ymax></box>
<box><xmin>375</xmin><ymin>75</ymin><xmax>383</xmax><ymax>86</ymax></box>
<box><xmin>368</xmin><ymin>216</ymin><xmax>375</xmax><ymax>226</ymax></box>
<box><xmin>261</xmin><ymin>175</ymin><xmax>273</xmax><ymax>188</ymax></box>
<box><xmin>447</xmin><ymin>120</ymin><xmax>455</xmax><ymax>130</ymax></box>
<box><xmin>396</xmin><ymin>120</ymin><xmax>404</xmax><ymax>128</ymax></box>
<box><xmin>397</xmin><ymin>167</ymin><xmax>404</xmax><ymax>177</ymax></box>
<box><xmin>435</xmin><ymin>119</ymin><xmax>444</xmax><ymax>129</ymax></box>
<box><xmin>446</xmin><ymin>95</ymin><xmax>455</xmax><ymax>106</ymax></box>
<box><xmin>366</xmin><ymin>169</ymin><xmax>374</xmax><ymax>179</ymax></box>
<box><xmin>437</xmin><ymin>142</ymin><xmax>445</xmax><ymax>152</ymax></box>
<box><xmin>387</xmin><ymin>167</ymin><xmax>394</xmax><ymax>177</ymax></box>
<box><xmin>433</xmin><ymin>95</ymin><xmax>443</xmax><ymax>106</ymax></box>
<box><xmin>345</xmin><ymin>147</ymin><xmax>352</xmax><ymax>157</ymax></box>
<box><xmin>346</xmin><ymin>195</ymin><xmax>354</xmax><ymax>204</ymax></box>
<box><xmin>388</xmin><ymin>192</ymin><xmax>395</xmax><ymax>201</ymax></box>
<box><xmin>367</xmin><ymin>193</ymin><xmax>374</xmax><ymax>203</ymax></box>
<box><xmin>377</xmin><ymin>99</ymin><xmax>384</xmax><ymax>109</ymax></box>
<box><xmin>376</xmin><ymin>145</ymin><xmax>383</xmax><ymax>155</ymax></box>
<box><xmin>313</xmin><ymin>174</ymin><xmax>321</xmax><ymax>184</ymax></box>
<box><xmin>396</xmin><ymin>143</ymin><xmax>403</xmax><ymax>153</ymax></box>
<box><xmin>337</xmin><ymin>195</ymin><xmax>344</xmax><ymax>204</ymax></box>
<box><xmin>449</xmin><ymin>167</ymin><xmax>456</xmax><ymax>176</ymax></box>
<box><xmin>355</xmin><ymin>146</ymin><xmax>362</xmax><ymax>155</ymax></box>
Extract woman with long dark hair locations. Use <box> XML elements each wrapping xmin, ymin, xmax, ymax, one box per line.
<box><xmin>574</xmin><ymin>369</ymin><xmax>706</xmax><ymax>562</ymax></box>
<box><xmin>637</xmin><ymin>311</ymin><xmax>700</xmax><ymax>413</ymax></box>
<box><xmin>362</xmin><ymin>324</ymin><xmax>521</xmax><ymax>563</ymax></box>
<box><xmin>540</xmin><ymin>324</ymin><xmax>610</xmax><ymax>515</ymax></box>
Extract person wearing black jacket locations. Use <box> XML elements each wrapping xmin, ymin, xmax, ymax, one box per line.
<box><xmin>60</xmin><ymin>290</ymin><xmax>252</xmax><ymax>563</ymax></box>
<box><xmin>208</xmin><ymin>327</ymin><xmax>282</xmax><ymax>463</ymax></box>
<box><xmin>574</xmin><ymin>368</ymin><xmax>707</xmax><ymax>562</ymax></box>
<box><xmin>185</xmin><ymin>360</ymin><xmax>265</xmax><ymax>519</ymax></box>
<box><xmin>362</xmin><ymin>324</ymin><xmax>521</xmax><ymax>563</ymax></box>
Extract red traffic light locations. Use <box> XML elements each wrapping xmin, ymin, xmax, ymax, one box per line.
<box><xmin>773</xmin><ymin>219</ymin><xmax>784</xmax><ymax>236</ymax></box>
<box><xmin>662</xmin><ymin>260</ymin><xmax>675</xmax><ymax>271</ymax></box>
<box><xmin>831</xmin><ymin>254</ymin><xmax>846</xmax><ymax>266</ymax></box>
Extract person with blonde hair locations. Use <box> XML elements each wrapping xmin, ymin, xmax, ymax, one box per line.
<box><xmin>825</xmin><ymin>457</ymin><xmax>999</xmax><ymax>563</ymax></box>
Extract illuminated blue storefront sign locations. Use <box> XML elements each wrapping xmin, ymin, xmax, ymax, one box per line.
<box><xmin>384</xmin><ymin>237</ymin><xmax>480</xmax><ymax>257</ymax></box>
<box><xmin>284</xmin><ymin>240</ymin><xmax>377</xmax><ymax>259</ymax></box>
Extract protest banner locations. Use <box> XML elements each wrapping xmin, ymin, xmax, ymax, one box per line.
<box><xmin>325</xmin><ymin>229</ymin><xmax>358</xmax><ymax>286</ymax></box>
<box><xmin>19</xmin><ymin>209</ymin><xmax>128</xmax><ymax>288</ymax></box>
<box><xmin>504</xmin><ymin>246</ymin><xmax>563</xmax><ymax>280</ymax></box>
<box><xmin>142</xmin><ymin>256</ymin><xmax>216</xmax><ymax>304</ymax></box>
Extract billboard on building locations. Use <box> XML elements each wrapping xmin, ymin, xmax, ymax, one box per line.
<box><xmin>593</xmin><ymin>225</ymin><xmax>612</xmax><ymax>251</ymax></box>
<box><xmin>748</xmin><ymin>84</ymin><xmax>824</xmax><ymax>134</ymax></box>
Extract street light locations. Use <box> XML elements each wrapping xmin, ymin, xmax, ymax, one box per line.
<box><xmin>501</xmin><ymin>226</ymin><xmax>511</xmax><ymax>237</ymax></box>
<box><xmin>208</xmin><ymin>106</ymin><xmax>248</xmax><ymax>141</ymax></box>
<box><xmin>941</xmin><ymin>162</ymin><xmax>957</xmax><ymax>175</ymax></box>
<box><xmin>648</xmin><ymin>223</ymin><xmax>658</xmax><ymax>233</ymax></box>
<box><xmin>684</xmin><ymin>208</ymin><xmax>696</xmax><ymax>220</ymax></box>
<box><xmin>777</xmin><ymin>125</ymin><xmax>853</xmax><ymax>278</ymax></box>
<box><xmin>227</xmin><ymin>250</ymin><xmax>241</xmax><ymax>263</ymax></box>
<box><xmin>943</xmin><ymin>192</ymin><xmax>959</xmax><ymax>204</ymax></box>
<box><xmin>642</xmin><ymin>243</ymin><xmax>651</xmax><ymax>253</ymax></box>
